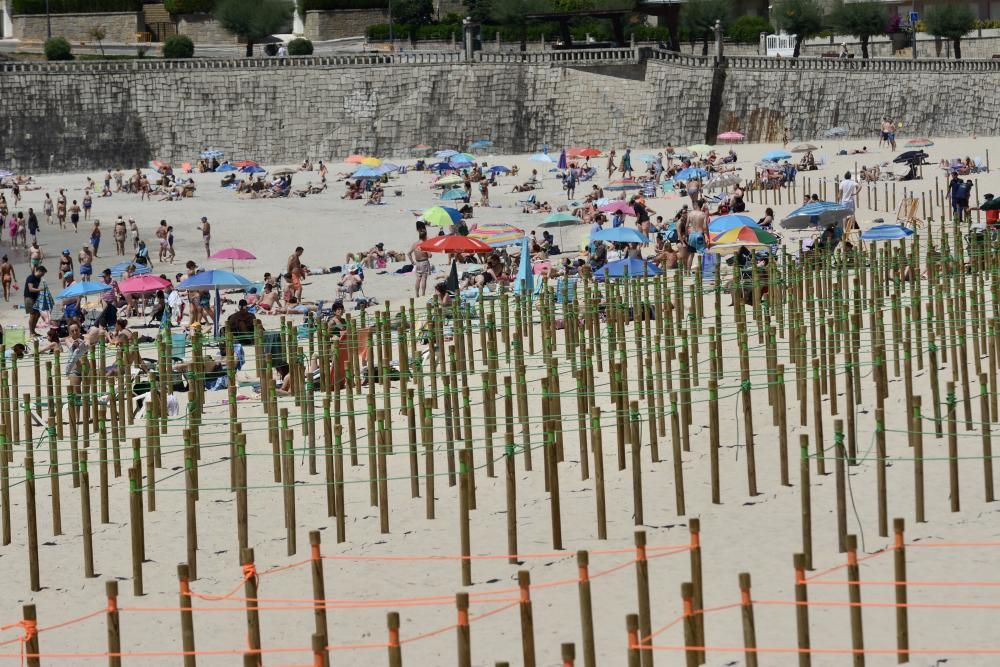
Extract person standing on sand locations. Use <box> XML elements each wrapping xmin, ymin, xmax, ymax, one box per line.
<box><xmin>409</xmin><ymin>229</ymin><xmax>432</xmax><ymax>298</ymax></box>
<box><xmin>167</xmin><ymin>225</ymin><xmax>176</xmax><ymax>262</ymax></box>
<box><xmin>606</xmin><ymin>150</ymin><xmax>617</xmax><ymax>179</ymax></box>
<box><xmin>82</xmin><ymin>190</ymin><xmax>93</xmax><ymax>220</ymax></box>
<box><xmin>57</xmin><ymin>189</ymin><xmax>67</xmax><ymax>228</ymax></box>
<box><xmin>198</xmin><ymin>216</ymin><xmax>211</xmax><ymax>258</ymax></box>
<box><xmin>69</xmin><ymin>199</ymin><xmax>81</xmax><ymax>232</ymax></box>
<box><xmin>782</xmin><ymin>127</ymin><xmax>789</xmax><ymax>147</ymax></box>
<box><xmin>24</xmin><ymin>265</ymin><xmax>44</xmax><ymax>336</ymax></box>
<box><xmin>0</xmin><ymin>255</ymin><xmax>15</xmax><ymax>302</ymax></box>
<box><xmin>29</xmin><ymin>241</ymin><xmax>43</xmax><ymax>270</ymax></box>
<box><xmin>89</xmin><ymin>221</ymin><xmax>102</xmax><ymax>257</ymax></box>
<box><xmin>839</xmin><ymin>171</ymin><xmax>858</xmax><ymax>212</ymax></box>
<box><xmin>78</xmin><ymin>245</ymin><xmax>93</xmax><ymax>281</ymax></box>
<box><xmin>27</xmin><ymin>208</ymin><xmax>38</xmax><ymax>245</ymax></box>
<box><xmin>156</xmin><ymin>220</ymin><xmax>169</xmax><ymax>262</ymax></box>
<box><xmin>114</xmin><ymin>217</ymin><xmax>127</xmax><ymax>256</ymax></box>
<box><xmin>58</xmin><ymin>249</ymin><xmax>73</xmax><ymax>286</ymax></box>
<box><xmin>43</xmin><ymin>193</ymin><xmax>53</xmax><ymax>225</ymax></box>
<box><xmin>620</xmin><ymin>149</ymin><xmax>633</xmax><ymax>178</ymax></box>
<box><xmin>129</xmin><ymin>218</ymin><xmax>140</xmax><ymax>251</ymax></box>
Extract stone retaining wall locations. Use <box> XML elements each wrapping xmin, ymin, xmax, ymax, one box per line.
<box><xmin>303</xmin><ymin>9</ymin><xmax>387</xmax><ymax>41</ymax></box>
<box><xmin>175</xmin><ymin>14</ymin><xmax>238</xmax><ymax>45</ymax></box>
<box><xmin>13</xmin><ymin>11</ymin><xmax>140</xmax><ymax>43</ymax></box>
<box><xmin>2</xmin><ymin>50</ymin><xmax>1000</xmax><ymax>172</ymax></box>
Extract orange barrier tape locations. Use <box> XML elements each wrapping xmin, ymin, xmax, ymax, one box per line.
<box><xmin>643</xmin><ymin>645</ymin><xmax>1000</xmax><ymax>656</ymax></box>
<box><xmin>807</xmin><ymin>579</ymin><xmax>1000</xmax><ymax>587</ymax></box>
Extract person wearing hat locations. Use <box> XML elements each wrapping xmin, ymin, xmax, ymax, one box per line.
<box><xmin>338</xmin><ymin>264</ymin><xmax>363</xmax><ymax>298</ymax></box>
<box><xmin>197</xmin><ymin>216</ymin><xmax>211</xmax><ymax>258</ymax></box>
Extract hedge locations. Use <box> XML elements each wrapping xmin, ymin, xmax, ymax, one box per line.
<box><xmin>163</xmin><ymin>0</ymin><xmax>217</xmax><ymax>13</ymax></box>
<box><xmin>44</xmin><ymin>36</ymin><xmax>73</xmax><ymax>60</ymax></box>
<box><xmin>12</xmin><ymin>0</ymin><xmax>141</xmax><ymax>13</ymax></box>
<box><xmin>163</xmin><ymin>34</ymin><xmax>195</xmax><ymax>58</ymax></box>
<box><xmin>367</xmin><ymin>21</ymin><xmax>672</xmax><ymax>43</ymax></box>
<box><xmin>299</xmin><ymin>0</ymin><xmax>387</xmax><ymax>11</ymax></box>
<box><xmin>287</xmin><ymin>37</ymin><xmax>314</xmax><ymax>55</ymax></box>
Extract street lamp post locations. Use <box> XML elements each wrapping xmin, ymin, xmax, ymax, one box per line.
<box><xmin>387</xmin><ymin>0</ymin><xmax>393</xmax><ymax>52</ymax></box>
<box><xmin>45</xmin><ymin>0</ymin><xmax>51</xmax><ymax>39</ymax></box>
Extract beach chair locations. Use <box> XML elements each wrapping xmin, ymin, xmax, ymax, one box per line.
<box><xmin>895</xmin><ymin>197</ymin><xmax>920</xmax><ymax>228</ymax></box>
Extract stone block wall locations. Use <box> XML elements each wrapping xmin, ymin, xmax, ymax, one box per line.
<box><xmin>175</xmin><ymin>14</ymin><xmax>238</xmax><ymax>44</ymax></box>
<box><xmin>303</xmin><ymin>9</ymin><xmax>387</xmax><ymax>40</ymax></box>
<box><xmin>13</xmin><ymin>11</ymin><xmax>140</xmax><ymax>43</ymax></box>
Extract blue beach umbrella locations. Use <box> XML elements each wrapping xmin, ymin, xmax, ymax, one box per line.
<box><xmin>781</xmin><ymin>201</ymin><xmax>852</xmax><ymax>230</ymax></box>
<box><xmin>240</xmin><ymin>165</ymin><xmax>266</xmax><ymax>174</ymax></box>
<box><xmin>673</xmin><ymin>167</ymin><xmax>710</xmax><ymax>182</ymax></box>
<box><xmin>469</xmin><ymin>140</ymin><xmax>493</xmax><ymax>150</ymax></box>
<box><xmin>530</xmin><ymin>153</ymin><xmax>554</xmax><ymax>164</ymax></box>
<box><xmin>352</xmin><ymin>166</ymin><xmax>382</xmax><ymax>178</ymax></box>
<box><xmin>56</xmin><ymin>281</ymin><xmax>111</xmax><ymax>301</ymax></box>
<box><xmin>441</xmin><ymin>188</ymin><xmax>468</xmax><ymax>201</ymax></box>
<box><xmin>177</xmin><ymin>270</ymin><xmax>253</xmax><ymax>338</ymax></box>
<box><xmin>108</xmin><ymin>261</ymin><xmax>152</xmax><ymax>279</ymax></box>
<box><xmin>591</xmin><ymin>227</ymin><xmax>649</xmax><ymax>244</ymax></box>
<box><xmin>595</xmin><ymin>258</ymin><xmax>662</xmax><ymax>281</ymax></box>
<box><xmin>435</xmin><ymin>149</ymin><xmax>459</xmax><ymax>159</ymax></box>
<box><xmin>201</xmin><ymin>149</ymin><xmax>224</xmax><ymax>159</ymax></box>
<box><xmin>513</xmin><ymin>236</ymin><xmax>534</xmax><ymax>297</ymax></box>
<box><xmin>762</xmin><ymin>149</ymin><xmax>793</xmax><ymax>162</ymax></box>
<box><xmin>861</xmin><ymin>224</ymin><xmax>914</xmax><ymax>242</ymax></box>
<box><xmin>216</xmin><ymin>163</ymin><xmax>237</xmax><ymax>172</ymax></box>
<box><xmin>708</xmin><ymin>214</ymin><xmax>762</xmax><ymax>234</ymax></box>
<box><xmin>488</xmin><ymin>165</ymin><xmax>510</xmax><ymax>174</ymax></box>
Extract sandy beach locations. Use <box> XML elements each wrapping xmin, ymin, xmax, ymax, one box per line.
<box><xmin>0</xmin><ymin>133</ymin><xmax>998</xmax><ymax>666</ymax></box>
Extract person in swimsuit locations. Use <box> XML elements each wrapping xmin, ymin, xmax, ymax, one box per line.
<box><xmin>167</xmin><ymin>225</ymin><xmax>176</xmax><ymax>262</ymax></box>
<box><xmin>82</xmin><ymin>190</ymin><xmax>93</xmax><ymax>220</ymax></box>
<box><xmin>0</xmin><ymin>255</ymin><xmax>15</xmax><ymax>302</ymax></box>
<box><xmin>198</xmin><ymin>216</ymin><xmax>211</xmax><ymax>258</ymax></box>
<box><xmin>408</xmin><ymin>230</ymin><xmax>432</xmax><ymax>297</ymax></box>
<box><xmin>114</xmin><ymin>217</ymin><xmax>127</xmax><ymax>256</ymax></box>
<box><xmin>129</xmin><ymin>218</ymin><xmax>139</xmax><ymax>250</ymax></box>
<box><xmin>43</xmin><ymin>193</ymin><xmax>53</xmax><ymax>225</ymax></box>
<box><xmin>28</xmin><ymin>242</ymin><xmax>43</xmax><ymax>270</ymax></box>
<box><xmin>90</xmin><ymin>221</ymin><xmax>102</xmax><ymax>257</ymax></box>
<box><xmin>156</xmin><ymin>220</ymin><xmax>169</xmax><ymax>262</ymax></box>
<box><xmin>58</xmin><ymin>249</ymin><xmax>73</xmax><ymax>284</ymax></box>
<box><xmin>78</xmin><ymin>245</ymin><xmax>94</xmax><ymax>281</ymax></box>
<box><xmin>57</xmin><ymin>190</ymin><xmax>67</xmax><ymax>228</ymax></box>
<box><xmin>69</xmin><ymin>200</ymin><xmax>81</xmax><ymax>232</ymax></box>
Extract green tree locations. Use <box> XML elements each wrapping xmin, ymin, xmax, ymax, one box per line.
<box><xmin>215</xmin><ymin>0</ymin><xmax>293</xmax><ymax>57</ymax></box>
<box><xmin>726</xmin><ymin>15</ymin><xmax>772</xmax><ymax>44</ymax></box>
<box><xmin>827</xmin><ymin>0</ymin><xmax>886</xmax><ymax>59</ymax></box>
<box><xmin>287</xmin><ymin>37</ymin><xmax>314</xmax><ymax>55</ymax></box>
<box><xmin>44</xmin><ymin>36</ymin><xmax>73</xmax><ymax>61</ymax></box>
<box><xmin>771</xmin><ymin>0</ymin><xmax>824</xmax><ymax>57</ymax></box>
<box><xmin>681</xmin><ymin>0</ymin><xmax>729</xmax><ymax>56</ymax></box>
<box><xmin>393</xmin><ymin>0</ymin><xmax>433</xmax><ymax>26</ymax></box>
<box><xmin>923</xmin><ymin>3</ymin><xmax>975</xmax><ymax>60</ymax></box>
<box><xmin>163</xmin><ymin>34</ymin><xmax>195</xmax><ymax>58</ymax></box>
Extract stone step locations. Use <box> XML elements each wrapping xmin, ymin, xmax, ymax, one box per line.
<box><xmin>142</xmin><ymin>3</ymin><xmax>173</xmax><ymax>25</ymax></box>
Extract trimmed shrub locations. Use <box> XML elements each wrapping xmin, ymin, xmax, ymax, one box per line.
<box><xmin>44</xmin><ymin>36</ymin><xmax>73</xmax><ymax>60</ymax></box>
<box><xmin>162</xmin><ymin>34</ymin><xmax>195</xmax><ymax>58</ymax></box>
<box><xmin>299</xmin><ymin>0</ymin><xmax>387</xmax><ymax>10</ymax></box>
<box><xmin>12</xmin><ymin>0</ymin><xmax>140</xmax><ymax>13</ymax></box>
<box><xmin>163</xmin><ymin>0</ymin><xmax>217</xmax><ymax>13</ymax></box>
<box><xmin>287</xmin><ymin>37</ymin><xmax>314</xmax><ymax>55</ymax></box>
<box><xmin>726</xmin><ymin>15</ymin><xmax>772</xmax><ymax>43</ymax></box>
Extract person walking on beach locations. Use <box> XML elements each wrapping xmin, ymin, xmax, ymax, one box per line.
<box><xmin>114</xmin><ymin>217</ymin><xmax>127</xmax><ymax>256</ymax></box>
<box><xmin>90</xmin><ymin>221</ymin><xmax>101</xmax><ymax>257</ymax></box>
<box><xmin>24</xmin><ymin>265</ymin><xmax>45</xmax><ymax>336</ymax></box>
<box><xmin>620</xmin><ymin>149</ymin><xmax>633</xmax><ymax>178</ymax></box>
<box><xmin>839</xmin><ymin>171</ymin><xmax>858</xmax><ymax>211</ymax></box>
<box><xmin>565</xmin><ymin>167</ymin><xmax>577</xmax><ymax>199</ymax></box>
<box><xmin>156</xmin><ymin>220</ymin><xmax>169</xmax><ymax>262</ymax></box>
<box><xmin>27</xmin><ymin>208</ymin><xmax>38</xmax><ymax>245</ymax></box>
<box><xmin>43</xmin><ymin>193</ymin><xmax>53</xmax><ymax>225</ymax></box>
<box><xmin>69</xmin><ymin>199</ymin><xmax>81</xmax><ymax>232</ymax></box>
<box><xmin>129</xmin><ymin>218</ymin><xmax>140</xmax><ymax>251</ymax></box>
<box><xmin>409</xmin><ymin>229</ymin><xmax>432</xmax><ymax>298</ymax></box>
<box><xmin>82</xmin><ymin>190</ymin><xmax>93</xmax><ymax>220</ymax></box>
<box><xmin>198</xmin><ymin>216</ymin><xmax>211</xmax><ymax>258</ymax></box>
<box><xmin>0</xmin><ymin>256</ymin><xmax>15</xmax><ymax>302</ymax></box>
<box><xmin>78</xmin><ymin>245</ymin><xmax>93</xmax><ymax>281</ymax></box>
<box><xmin>58</xmin><ymin>249</ymin><xmax>73</xmax><ymax>286</ymax></box>
<box><xmin>606</xmin><ymin>150</ymin><xmax>617</xmax><ymax>179</ymax></box>
<box><xmin>57</xmin><ymin>189</ymin><xmax>67</xmax><ymax>228</ymax></box>
<box><xmin>782</xmin><ymin>127</ymin><xmax>789</xmax><ymax>147</ymax></box>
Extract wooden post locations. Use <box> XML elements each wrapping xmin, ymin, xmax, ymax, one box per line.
<box><xmin>23</xmin><ymin>604</ymin><xmax>38</xmax><ymax>667</ymax></box>
<box><xmin>25</xmin><ymin>454</ymin><xmax>39</xmax><ymax>592</ymax></box>
<box><xmin>739</xmin><ymin>573</ymin><xmax>758</xmax><ymax>667</ymax></box>
<box><xmin>459</xmin><ymin>449</ymin><xmax>472</xmax><ymax>587</ymax></box>
<box><xmin>846</xmin><ymin>535</ymin><xmax>865</xmax><ymax>666</ymax></box>
<box><xmin>177</xmin><ymin>563</ymin><xmax>196</xmax><ymax>667</ymax></box>
<box><xmin>518</xmin><ymin>571</ymin><xmax>536</xmax><ymax>667</ymax></box>
<box><xmin>241</xmin><ymin>548</ymin><xmax>262</xmax><ymax>657</ymax></box>
<box><xmin>577</xmin><ymin>551</ymin><xmax>596</xmax><ymax>667</ymax></box>
<box><xmin>876</xmin><ymin>408</ymin><xmax>888</xmax><ymax>538</ymax></box>
<box><xmin>793</xmin><ymin>554</ymin><xmax>811</xmax><ymax>667</ymax></box>
<box><xmin>834</xmin><ymin>420</ymin><xmax>847</xmax><ymax>553</ymax></box>
<box><xmin>457</xmin><ymin>592</ymin><xmax>471</xmax><ymax>667</ymax></box>
<box><xmin>128</xmin><ymin>467</ymin><xmax>143</xmax><ymax>596</ymax></box>
<box><xmin>80</xmin><ymin>449</ymin><xmax>95</xmax><ymax>578</ymax></box>
<box><xmin>106</xmin><ymin>580</ymin><xmax>122</xmax><ymax>667</ymax></box>
<box><xmin>893</xmin><ymin>518</ymin><xmax>909</xmax><ymax>664</ymax></box>
<box><xmin>387</xmin><ymin>612</ymin><xmax>402</xmax><ymax>667</ymax></box>
<box><xmin>800</xmin><ymin>435</ymin><xmax>813</xmax><ymax>570</ymax></box>
<box><xmin>681</xmin><ymin>583</ymin><xmax>698</xmax><ymax>667</ymax></box>
<box><xmin>979</xmin><ymin>373</ymin><xmax>995</xmax><ymax>502</ymax></box>
<box><xmin>626</xmin><ymin>614</ymin><xmax>641</xmax><ymax>667</ymax></box>
<box><xmin>913</xmin><ymin>396</ymin><xmax>925</xmax><ymax>523</ymax></box>
<box><xmin>591</xmin><ymin>407</ymin><xmax>607</xmax><ymax>539</ymax></box>
<box><xmin>947</xmin><ymin>382</ymin><xmax>960</xmax><ymax>512</ymax></box>
<box><xmin>634</xmin><ymin>531</ymin><xmax>654</xmax><ymax>667</ymax></box>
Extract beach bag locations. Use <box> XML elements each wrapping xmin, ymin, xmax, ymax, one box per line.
<box><xmin>665</xmin><ymin>223</ymin><xmax>679</xmax><ymax>243</ymax></box>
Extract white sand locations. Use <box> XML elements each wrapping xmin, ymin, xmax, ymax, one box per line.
<box><xmin>0</xmin><ymin>136</ymin><xmax>998</xmax><ymax>665</ymax></box>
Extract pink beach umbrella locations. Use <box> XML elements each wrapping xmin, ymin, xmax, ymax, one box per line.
<box><xmin>118</xmin><ymin>274</ymin><xmax>170</xmax><ymax>295</ymax></box>
<box><xmin>717</xmin><ymin>131</ymin><xmax>745</xmax><ymax>142</ymax></box>
<box><xmin>598</xmin><ymin>201</ymin><xmax>636</xmax><ymax>216</ymax></box>
<box><xmin>210</xmin><ymin>247</ymin><xmax>257</xmax><ymax>271</ymax></box>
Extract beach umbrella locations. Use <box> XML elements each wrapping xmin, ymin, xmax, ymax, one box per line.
<box><xmin>469</xmin><ymin>223</ymin><xmax>525</xmax><ymax>247</ymax></box>
<box><xmin>177</xmin><ymin>269</ymin><xmax>253</xmax><ymax>338</ymax></box>
<box><xmin>673</xmin><ymin>167</ymin><xmax>709</xmax><ymax>182</ymax></box>
<box><xmin>448</xmin><ymin>159</ymin><xmax>474</xmax><ymax>169</ymax></box>
<box><xmin>636</xmin><ymin>154</ymin><xmax>659</xmax><ymax>164</ymax></box>
<box><xmin>513</xmin><ymin>236</ymin><xmax>534</xmax><ymax>296</ymax></box>
<box><xmin>595</xmin><ymin>258</ymin><xmax>661</xmax><ymax>280</ymax></box>
<box><xmin>410</xmin><ymin>144</ymin><xmax>433</xmax><ymax>156</ymax></box>
<box><xmin>488</xmin><ymin>165</ymin><xmax>510</xmax><ymax>174</ymax></box>
<box><xmin>435</xmin><ymin>149</ymin><xmax>459</xmax><ymax>159</ymax></box>
<box><xmin>418</xmin><ymin>234</ymin><xmax>493</xmax><ymax>255</ymax></box>
<box><xmin>762</xmin><ymin>149</ymin><xmax>792</xmax><ymax>162</ymax></box>
<box><xmin>56</xmin><ymin>281</ymin><xmax>111</xmax><ymax>301</ymax></box>
<box><xmin>118</xmin><ymin>274</ymin><xmax>171</xmax><ymax>295</ymax></box>
<box><xmin>591</xmin><ymin>227</ymin><xmax>649</xmax><ymax>244</ymax></box>
<box><xmin>791</xmin><ymin>143</ymin><xmax>818</xmax><ymax>153</ymax></box>
<box><xmin>434</xmin><ymin>175</ymin><xmax>463</xmax><ymax>187</ymax></box>
<box><xmin>345</xmin><ymin>154</ymin><xmax>367</xmax><ymax>164</ymax></box>
<box><xmin>606</xmin><ymin>179</ymin><xmax>642</xmax><ymax>191</ymax></box>
<box><xmin>216</xmin><ymin>163</ymin><xmax>237</xmax><ymax>172</ymax></box>
<box><xmin>271</xmin><ymin>167</ymin><xmax>296</xmax><ymax>177</ymax></box>
<box><xmin>567</xmin><ymin>147</ymin><xmax>601</xmax><ymax>158</ymax></box>
<box><xmin>541</xmin><ymin>212</ymin><xmax>581</xmax><ymax>227</ymax></box>
<box><xmin>823</xmin><ymin>127</ymin><xmax>849</xmax><ymax>138</ymax></box>
<box><xmin>108</xmin><ymin>261</ymin><xmax>152</xmax><ymax>278</ymax></box>
<box><xmin>0</xmin><ymin>170</ymin><xmax>14</xmax><ymax>179</ymax></box>
<box><xmin>705</xmin><ymin>172</ymin><xmax>741</xmax><ymax>192</ymax></box>
<box><xmin>905</xmin><ymin>138</ymin><xmax>934</xmax><ymax>148</ymax></box>
<box><xmin>598</xmin><ymin>201</ymin><xmax>636</xmax><ymax>216</ymax></box>
<box><xmin>201</xmin><ymin>149</ymin><xmax>224</xmax><ymax>159</ymax></box>
<box><xmin>210</xmin><ymin>247</ymin><xmax>257</xmax><ymax>272</ymax></box>
<box><xmin>441</xmin><ymin>188</ymin><xmax>468</xmax><ymax>201</ymax></box>
<box><xmin>351</xmin><ymin>166</ymin><xmax>382</xmax><ymax>179</ymax></box>
<box><xmin>468</xmin><ymin>139</ymin><xmax>493</xmax><ymax>150</ymax></box>
<box><xmin>861</xmin><ymin>224</ymin><xmax>914</xmax><ymax>242</ymax></box>
<box><xmin>149</xmin><ymin>160</ymin><xmax>170</xmax><ymax>173</ymax></box>
<box><xmin>781</xmin><ymin>201</ymin><xmax>852</xmax><ymax>230</ymax></box>
<box><xmin>710</xmin><ymin>225</ymin><xmax>777</xmax><ymax>248</ymax></box>
<box><xmin>422</xmin><ymin>206</ymin><xmax>463</xmax><ymax>227</ymax></box>
<box><xmin>240</xmin><ymin>165</ymin><xmax>266</xmax><ymax>174</ymax></box>
<box><xmin>530</xmin><ymin>153</ymin><xmax>554</xmax><ymax>164</ymax></box>
<box><xmin>360</xmin><ymin>157</ymin><xmax>382</xmax><ymax>167</ymax></box>
<box><xmin>708</xmin><ymin>215</ymin><xmax>761</xmax><ymax>234</ymax></box>
<box><xmin>427</xmin><ymin>162</ymin><xmax>452</xmax><ymax>172</ymax></box>
<box><xmin>717</xmin><ymin>131</ymin><xmax>744</xmax><ymax>142</ymax></box>
<box><xmin>672</xmin><ymin>149</ymin><xmax>694</xmax><ymax>159</ymax></box>
<box><xmin>234</xmin><ymin>160</ymin><xmax>259</xmax><ymax>169</ymax></box>
<box><xmin>688</xmin><ymin>143</ymin><xmax>713</xmax><ymax>154</ymax></box>
<box><xmin>893</xmin><ymin>150</ymin><xmax>928</xmax><ymax>164</ymax></box>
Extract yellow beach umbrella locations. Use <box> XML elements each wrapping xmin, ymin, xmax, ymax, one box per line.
<box><xmin>360</xmin><ymin>156</ymin><xmax>382</xmax><ymax>167</ymax></box>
